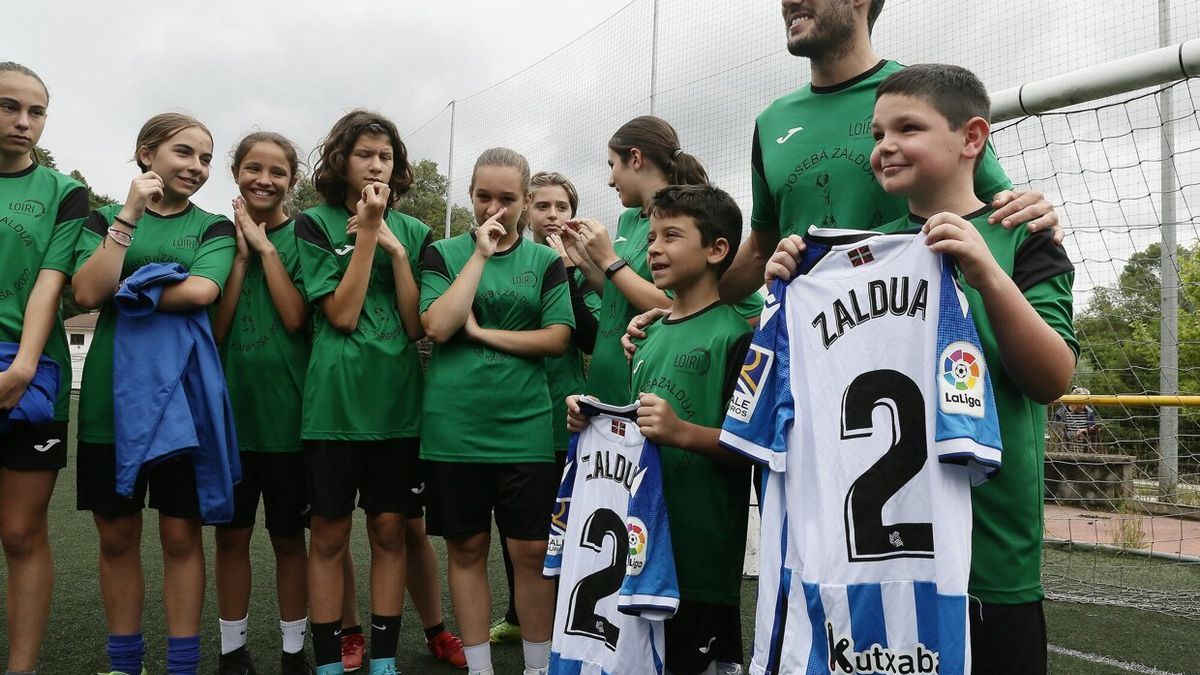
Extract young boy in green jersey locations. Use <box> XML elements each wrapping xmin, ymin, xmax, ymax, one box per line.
<box><xmin>568</xmin><ymin>184</ymin><xmax>753</xmax><ymax>675</ymax></box>
<box><xmin>867</xmin><ymin>63</ymin><xmax>1078</xmax><ymax>675</ymax></box>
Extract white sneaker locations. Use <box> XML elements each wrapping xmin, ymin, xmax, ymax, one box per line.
<box><xmin>523</xmin><ymin>668</ymin><xmax>549</xmax><ymax>675</ymax></box>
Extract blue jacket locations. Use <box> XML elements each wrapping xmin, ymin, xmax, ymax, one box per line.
<box><xmin>113</xmin><ymin>263</ymin><xmax>240</xmax><ymax>523</ymax></box>
<box><xmin>0</xmin><ymin>343</ymin><xmax>60</xmax><ymax>433</ymax></box>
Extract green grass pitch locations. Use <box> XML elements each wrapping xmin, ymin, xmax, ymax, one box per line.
<box><xmin>0</xmin><ymin>399</ymin><xmax>1194</xmax><ymax>672</ymax></box>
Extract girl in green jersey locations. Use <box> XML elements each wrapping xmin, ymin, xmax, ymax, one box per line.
<box><xmin>295</xmin><ymin>111</ymin><xmax>434</xmax><ymax>675</ymax></box>
<box><xmin>210</xmin><ymin>132</ymin><xmax>314</xmax><ymax>674</ymax></box>
<box><xmin>73</xmin><ymin>113</ymin><xmax>236</xmax><ymax>675</ymax></box>
<box><xmin>490</xmin><ymin>171</ymin><xmax>600</xmax><ymax>645</ymax></box>
<box><xmin>0</xmin><ymin>62</ymin><xmax>88</xmax><ymax>674</ymax></box>
<box><xmin>562</xmin><ymin>116</ymin><xmax>709</xmax><ymax>406</ymax></box>
<box><xmin>420</xmin><ymin>149</ymin><xmax>575</xmax><ymax>675</ymax></box>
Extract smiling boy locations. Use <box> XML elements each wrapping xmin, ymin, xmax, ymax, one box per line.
<box><xmin>600</xmin><ymin>184</ymin><xmax>753</xmax><ymax>675</ymax></box>
<box><xmin>869</xmin><ymin>63</ymin><xmax>1078</xmax><ymax>675</ymax></box>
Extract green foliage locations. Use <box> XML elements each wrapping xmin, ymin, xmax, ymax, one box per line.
<box><xmin>396</xmin><ymin>159</ymin><xmax>475</xmax><ymax>239</ymax></box>
<box><xmin>34</xmin><ymin>144</ymin><xmax>56</xmax><ymax>169</ymax></box>
<box><xmin>1074</xmin><ymin>242</ymin><xmax>1200</xmax><ymax>469</ymax></box>
<box><xmin>285</xmin><ymin>176</ymin><xmax>322</xmax><ymax>216</ymax></box>
<box><xmin>68</xmin><ymin>169</ymin><xmax>116</xmax><ymax>210</ymax></box>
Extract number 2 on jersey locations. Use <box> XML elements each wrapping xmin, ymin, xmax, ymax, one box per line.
<box><xmin>840</xmin><ymin>369</ymin><xmax>935</xmax><ymax>561</ymax></box>
<box><xmin>565</xmin><ymin>508</ymin><xmax>628</xmax><ymax>650</ymax></box>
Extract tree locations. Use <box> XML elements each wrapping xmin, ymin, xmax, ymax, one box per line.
<box><xmin>34</xmin><ymin>145</ymin><xmax>56</xmax><ymax>170</ymax></box>
<box><xmin>1073</xmin><ymin>241</ymin><xmax>1200</xmax><ymax>469</ymax></box>
<box><xmin>286</xmin><ymin>159</ymin><xmax>473</xmax><ymax>239</ymax></box>
<box><xmin>69</xmin><ymin>169</ymin><xmax>117</xmax><ymax>210</ymax></box>
<box><xmin>396</xmin><ymin>159</ymin><xmax>475</xmax><ymax>239</ymax></box>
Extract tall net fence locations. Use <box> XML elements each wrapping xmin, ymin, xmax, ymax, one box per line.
<box><xmin>994</xmin><ymin>78</ymin><xmax>1200</xmax><ymax>618</ymax></box>
<box><xmin>402</xmin><ymin>1</ymin><xmax>1200</xmax><ymax>618</ymax></box>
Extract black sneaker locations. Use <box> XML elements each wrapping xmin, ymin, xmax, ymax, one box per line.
<box><xmin>281</xmin><ymin>649</ymin><xmax>316</xmax><ymax>675</ymax></box>
<box><xmin>218</xmin><ymin>646</ymin><xmax>257</xmax><ymax>675</ymax></box>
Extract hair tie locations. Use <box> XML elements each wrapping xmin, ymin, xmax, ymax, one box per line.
<box><xmin>671</xmin><ymin>148</ymin><xmax>683</xmax><ymax>158</ymax></box>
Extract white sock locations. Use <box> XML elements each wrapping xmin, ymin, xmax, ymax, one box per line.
<box><xmin>522</xmin><ymin>639</ymin><xmax>551</xmax><ymax>670</ymax></box>
<box><xmin>464</xmin><ymin>641</ymin><xmax>493</xmax><ymax>673</ymax></box>
<box><xmin>219</xmin><ymin>615</ymin><xmax>249</xmax><ymax>654</ymax></box>
<box><xmin>280</xmin><ymin>617</ymin><xmax>307</xmax><ymax>655</ymax></box>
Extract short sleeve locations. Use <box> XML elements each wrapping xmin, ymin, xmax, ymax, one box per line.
<box><xmin>295</xmin><ymin>213</ymin><xmax>341</xmax><ymax>303</ymax></box>
<box><xmin>934</xmin><ymin>260</ymin><xmax>1003</xmax><ymax>484</ymax></box>
<box><xmin>419</xmin><ymin>244</ymin><xmax>452</xmax><ymax>314</ymax></box>
<box><xmin>618</xmin><ymin>440</ymin><xmax>679</xmax><ymax>620</ymax></box>
<box><xmin>731</xmin><ymin>290</ymin><xmax>765</xmax><ymax>322</ymax></box>
<box><xmin>539</xmin><ymin>257</ymin><xmax>576</xmax><ymax>329</ymax></box>
<box><xmin>190</xmin><ymin>219</ymin><xmax>237</xmax><ymax>293</ymax></box>
<box><xmin>973</xmin><ymin>142</ymin><xmax>1014</xmax><ymax>203</ymax></box>
<box><xmin>72</xmin><ymin>211</ymin><xmax>110</xmax><ymax>274</ymax></box>
<box><xmin>543</xmin><ymin>432</ymin><xmax>580</xmax><ymax>579</ymax></box>
<box><xmin>718</xmin><ymin>280</ymin><xmax>793</xmax><ymax>472</ymax></box>
<box><xmin>749</xmin><ymin>123</ymin><xmax>778</xmax><ymax>234</ymax></box>
<box><xmin>42</xmin><ymin>187</ymin><xmax>88</xmax><ymax>274</ymax></box>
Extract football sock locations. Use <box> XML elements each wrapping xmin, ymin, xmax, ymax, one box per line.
<box><xmin>423</xmin><ymin>622</ymin><xmax>446</xmax><ymax>641</ymax></box>
<box><xmin>342</xmin><ymin>623</ymin><xmax>363</xmax><ymax>637</ymax></box>
<box><xmin>464</xmin><ymin>642</ymin><xmax>493</xmax><ymax>673</ymax></box>
<box><xmin>166</xmin><ymin>635</ymin><xmax>201</xmax><ymax>675</ymax></box>
<box><xmin>369</xmin><ymin>614</ymin><xmax>401</xmax><ymax>660</ymax></box>
<box><xmin>106</xmin><ymin>633</ymin><xmax>144</xmax><ymax>675</ymax></box>
<box><xmin>312</xmin><ymin>620</ymin><xmax>342</xmax><ymax>670</ymax></box>
<box><xmin>219</xmin><ymin>615</ymin><xmax>249</xmax><ymax>654</ymax></box>
<box><xmin>522</xmin><ymin>639</ymin><xmax>550</xmax><ymax>670</ymax></box>
<box><xmin>368</xmin><ymin>657</ymin><xmax>397</xmax><ymax>674</ymax></box>
<box><xmin>281</xmin><ymin>617</ymin><xmax>308</xmax><ymax>655</ymax></box>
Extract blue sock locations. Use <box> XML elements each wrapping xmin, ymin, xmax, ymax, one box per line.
<box><xmin>369</xmin><ymin>657</ymin><xmax>397</xmax><ymax>674</ymax></box>
<box><xmin>106</xmin><ymin>633</ymin><xmax>144</xmax><ymax>675</ymax></box>
<box><xmin>166</xmin><ymin>635</ymin><xmax>201</xmax><ymax>675</ymax></box>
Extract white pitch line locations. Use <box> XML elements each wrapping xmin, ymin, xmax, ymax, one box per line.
<box><xmin>1049</xmin><ymin>644</ymin><xmax>1187</xmax><ymax>675</ymax></box>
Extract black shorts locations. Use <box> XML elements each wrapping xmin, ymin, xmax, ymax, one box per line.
<box><xmin>424</xmin><ymin>460</ymin><xmax>559</xmax><ymax>541</ymax></box>
<box><xmin>970</xmin><ymin>599</ymin><xmax>1047</xmax><ymax>675</ymax></box>
<box><xmin>664</xmin><ymin>600</ymin><xmax>743</xmax><ymax>675</ymax></box>
<box><xmin>303</xmin><ymin>438</ymin><xmax>421</xmax><ymax>518</ymax></box>
<box><xmin>76</xmin><ymin>442</ymin><xmax>202</xmax><ymax>520</ymax></box>
<box><xmin>405</xmin><ymin>459</ymin><xmax>428</xmax><ymax>519</ymax></box>
<box><xmin>217</xmin><ymin>451</ymin><xmax>309</xmax><ymax>536</ymax></box>
<box><xmin>0</xmin><ymin>420</ymin><xmax>68</xmax><ymax>470</ymax></box>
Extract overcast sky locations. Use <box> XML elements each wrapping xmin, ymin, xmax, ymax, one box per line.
<box><xmin>12</xmin><ymin>0</ymin><xmax>633</xmax><ymax>212</ymax></box>
<box><xmin>11</xmin><ymin>0</ymin><xmax>1200</xmax><ymax>311</ymax></box>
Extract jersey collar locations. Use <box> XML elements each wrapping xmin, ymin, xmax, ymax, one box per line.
<box><xmin>810</xmin><ymin>59</ymin><xmax>889</xmax><ymax>95</ymax></box>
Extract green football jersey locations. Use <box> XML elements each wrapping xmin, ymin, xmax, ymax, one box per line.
<box><xmin>546</xmin><ymin>267</ymin><xmax>600</xmax><ymax>452</ymax></box>
<box><xmin>587</xmin><ymin>208</ymin><xmax>651</xmax><ymax>406</ymax></box>
<box><xmin>220</xmin><ymin>220</ymin><xmax>310</xmax><ymax>452</ymax></box>
<box><xmin>74</xmin><ymin>203</ymin><xmax>236</xmax><ymax>443</ymax></box>
<box><xmin>419</xmin><ymin>233</ymin><xmax>575</xmax><ymax>463</ymax></box>
<box><xmin>752</xmin><ymin>60</ymin><xmax>1012</xmax><ymax>238</ymax></box>
<box><xmin>878</xmin><ymin>207</ymin><xmax>1077</xmax><ymax>604</ymax></box>
<box><xmin>295</xmin><ymin>206</ymin><xmax>430</xmax><ymax>441</ymax></box>
<box><xmin>0</xmin><ymin>164</ymin><xmax>87</xmax><ymax>421</ymax></box>
<box><xmin>629</xmin><ymin>301</ymin><xmax>752</xmax><ymax>605</ymax></box>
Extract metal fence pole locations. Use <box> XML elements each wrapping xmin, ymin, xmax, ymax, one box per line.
<box><xmin>1158</xmin><ymin>0</ymin><xmax>1179</xmax><ymax>497</ymax></box>
<box><xmin>649</xmin><ymin>0</ymin><xmax>660</xmax><ymax>115</ymax></box>
<box><xmin>443</xmin><ymin>100</ymin><xmax>457</xmax><ymax>240</ymax></box>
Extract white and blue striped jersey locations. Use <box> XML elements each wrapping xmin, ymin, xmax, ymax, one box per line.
<box><xmin>545</xmin><ymin>396</ymin><xmax>679</xmax><ymax>675</ymax></box>
<box><xmin>720</xmin><ymin>229</ymin><xmax>1002</xmax><ymax>675</ymax></box>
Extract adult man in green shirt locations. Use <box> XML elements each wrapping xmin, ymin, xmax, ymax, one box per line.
<box><xmin>718</xmin><ymin>0</ymin><xmax>1061</xmax><ymax>305</ymax></box>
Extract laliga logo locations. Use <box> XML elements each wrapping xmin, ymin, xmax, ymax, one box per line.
<box><xmin>938</xmin><ymin>341</ymin><xmax>986</xmax><ymax>418</ymax></box>
<box><xmin>626</xmin><ymin>518</ymin><xmax>648</xmax><ymax>576</ymax></box>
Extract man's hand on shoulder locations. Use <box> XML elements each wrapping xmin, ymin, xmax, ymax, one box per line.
<box><xmin>989</xmin><ymin>190</ymin><xmax>1063</xmax><ymax>244</ymax></box>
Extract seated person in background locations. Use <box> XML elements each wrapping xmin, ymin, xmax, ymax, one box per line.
<box><xmin>1054</xmin><ymin>386</ymin><xmax>1101</xmax><ymax>451</ymax></box>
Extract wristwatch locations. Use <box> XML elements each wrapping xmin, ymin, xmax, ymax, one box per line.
<box><xmin>605</xmin><ymin>258</ymin><xmax>628</xmax><ymax>279</ymax></box>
